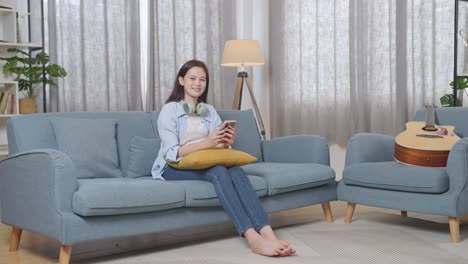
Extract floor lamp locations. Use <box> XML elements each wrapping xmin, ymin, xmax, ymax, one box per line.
<box><xmin>221</xmin><ymin>40</ymin><xmax>266</xmax><ymax>139</ymax></box>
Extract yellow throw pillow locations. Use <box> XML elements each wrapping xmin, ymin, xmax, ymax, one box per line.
<box><xmin>167</xmin><ymin>148</ymin><xmax>257</xmax><ymax>170</ymax></box>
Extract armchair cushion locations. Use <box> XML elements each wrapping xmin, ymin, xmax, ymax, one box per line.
<box><xmin>343</xmin><ymin>161</ymin><xmax>449</xmax><ymax>194</ymax></box>
<box><xmin>51</xmin><ymin>117</ymin><xmax>122</xmax><ymax>179</ymax></box>
<box><xmin>126</xmin><ymin>136</ymin><xmax>160</xmax><ymax>178</ymax></box>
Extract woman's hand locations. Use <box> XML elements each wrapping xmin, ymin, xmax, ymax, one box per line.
<box><xmin>222</xmin><ymin>126</ymin><xmax>236</xmax><ymax>148</ymax></box>
<box><xmin>178</xmin><ymin>128</ymin><xmax>229</xmax><ymax>157</ymax></box>
<box><xmin>203</xmin><ymin>129</ymin><xmax>227</xmax><ymax>148</ymax></box>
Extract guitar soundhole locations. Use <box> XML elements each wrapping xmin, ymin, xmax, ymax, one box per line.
<box><xmin>422</xmin><ymin>126</ymin><xmax>438</xmax><ymax>132</ymax></box>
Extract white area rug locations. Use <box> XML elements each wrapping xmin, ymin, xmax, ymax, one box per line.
<box><xmin>72</xmin><ymin>211</ymin><xmax>468</xmax><ymax>264</ymax></box>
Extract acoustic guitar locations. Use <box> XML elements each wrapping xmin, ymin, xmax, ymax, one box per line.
<box><xmin>394</xmin><ymin>105</ymin><xmax>461</xmax><ymax>167</ymax></box>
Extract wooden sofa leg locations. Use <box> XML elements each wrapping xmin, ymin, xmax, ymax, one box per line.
<box><xmin>344</xmin><ymin>202</ymin><xmax>356</xmax><ymax>223</ymax></box>
<box><xmin>401</xmin><ymin>211</ymin><xmax>408</xmax><ymax>217</ymax></box>
<box><xmin>448</xmin><ymin>217</ymin><xmax>460</xmax><ymax>243</ymax></box>
<box><xmin>59</xmin><ymin>245</ymin><xmax>73</xmax><ymax>264</ymax></box>
<box><xmin>321</xmin><ymin>202</ymin><xmax>334</xmax><ymax>223</ymax></box>
<box><xmin>9</xmin><ymin>226</ymin><xmax>22</xmax><ymax>251</ymax></box>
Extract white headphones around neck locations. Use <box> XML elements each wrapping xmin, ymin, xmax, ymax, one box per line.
<box><xmin>180</xmin><ymin>100</ymin><xmax>207</xmax><ymax>116</ymax></box>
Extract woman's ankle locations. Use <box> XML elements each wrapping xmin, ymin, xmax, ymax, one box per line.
<box><xmin>243</xmin><ymin>228</ymin><xmax>283</xmax><ymax>257</ymax></box>
<box><xmin>243</xmin><ymin>228</ymin><xmax>261</xmax><ymax>242</ymax></box>
<box><xmin>259</xmin><ymin>225</ymin><xmax>276</xmax><ymax>239</ymax></box>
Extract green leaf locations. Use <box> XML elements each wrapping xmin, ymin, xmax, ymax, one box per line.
<box><xmin>449</xmin><ymin>77</ymin><xmax>468</xmax><ymax>90</ymax></box>
<box><xmin>440</xmin><ymin>94</ymin><xmax>462</xmax><ymax>107</ymax></box>
<box><xmin>0</xmin><ymin>49</ymin><xmax>67</xmax><ymax>98</ymax></box>
<box><xmin>47</xmin><ymin>64</ymin><xmax>67</xmax><ymax>77</ymax></box>
<box><xmin>35</xmin><ymin>52</ymin><xmax>49</xmax><ymax>64</ymax></box>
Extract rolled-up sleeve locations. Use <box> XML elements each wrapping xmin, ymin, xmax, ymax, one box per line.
<box><xmin>158</xmin><ymin>105</ymin><xmax>182</xmax><ymax>162</ymax></box>
<box><xmin>210</xmin><ymin>106</ymin><xmax>223</xmax><ymax>131</ymax></box>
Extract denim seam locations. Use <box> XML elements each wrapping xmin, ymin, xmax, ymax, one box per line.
<box><xmin>208</xmin><ymin>171</ymin><xmax>252</xmax><ymax>235</ymax></box>
<box><xmin>230</xmin><ymin>168</ymin><xmax>269</xmax><ymax>232</ymax></box>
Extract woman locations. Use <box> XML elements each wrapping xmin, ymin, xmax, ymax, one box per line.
<box><xmin>152</xmin><ymin>60</ymin><xmax>295</xmax><ymax>257</ymax></box>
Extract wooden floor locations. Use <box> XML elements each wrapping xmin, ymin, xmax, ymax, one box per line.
<box><xmin>0</xmin><ymin>225</ymin><xmax>60</xmax><ymax>263</ymax></box>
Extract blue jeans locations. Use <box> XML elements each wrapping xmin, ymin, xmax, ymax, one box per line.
<box><xmin>163</xmin><ymin>165</ymin><xmax>270</xmax><ymax>235</ymax></box>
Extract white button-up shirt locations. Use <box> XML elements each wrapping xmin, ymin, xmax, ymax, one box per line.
<box><xmin>151</xmin><ymin>101</ymin><xmax>222</xmax><ymax>180</ymax></box>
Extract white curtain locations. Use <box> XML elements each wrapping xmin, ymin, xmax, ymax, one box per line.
<box><xmin>270</xmin><ymin>0</ymin><xmax>455</xmax><ymax>145</ymax></box>
<box><xmin>145</xmin><ymin>0</ymin><xmax>237</xmax><ymax>111</ymax></box>
<box><xmin>45</xmin><ymin>0</ymin><xmax>142</xmax><ymax>112</ymax></box>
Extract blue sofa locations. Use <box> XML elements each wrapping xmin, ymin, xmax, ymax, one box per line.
<box><xmin>337</xmin><ymin>107</ymin><xmax>468</xmax><ymax>242</ymax></box>
<box><xmin>0</xmin><ymin>110</ymin><xmax>337</xmax><ymax>264</ymax></box>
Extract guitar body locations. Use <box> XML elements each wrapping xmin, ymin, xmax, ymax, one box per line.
<box><xmin>394</xmin><ymin>121</ymin><xmax>460</xmax><ymax>167</ymax></box>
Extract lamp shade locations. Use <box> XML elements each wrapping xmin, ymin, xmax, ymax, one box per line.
<box><xmin>221</xmin><ymin>40</ymin><xmax>265</xmax><ymax>67</ymax></box>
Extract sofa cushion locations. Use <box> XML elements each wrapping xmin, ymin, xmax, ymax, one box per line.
<box><xmin>241</xmin><ymin>162</ymin><xmax>335</xmax><ymax>195</ymax></box>
<box><xmin>126</xmin><ymin>136</ymin><xmax>160</xmax><ymax>178</ymax></box>
<box><xmin>73</xmin><ymin>178</ymin><xmax>185</xmax><ymax>216</ymax></box>
<box><xmin>51</xmin><ymin>117</ymin><xmax>122</xmax><ymax>179</ymax></box>
<box><xmin>167</xmin><ymin>149</ymin><xmax>257</xmax><ymax>170</ymax></box>
<box><xmin>343</xmin><ymin>161</ymin><xmax>449</xmax><ymax>194</ymax></box>
<box><xmin>173</xmin><ymin>175</ymin><xmax>267</xmax><ymax>207</ymax></box>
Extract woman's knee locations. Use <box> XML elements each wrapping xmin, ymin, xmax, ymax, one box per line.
<box><xmin>228</xmin><ymin>166</ymin><xmax>247</xmax><ymax>177</ymax></box>
<box><xmin>207</xmin><ymin>165</ymin><xmax>231</xmax><ymax>181</ymax></box>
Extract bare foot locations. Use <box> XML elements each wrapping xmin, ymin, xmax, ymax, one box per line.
<box><xmin>279</xmin><ymin>247</ymin><xmax>296</xmax><ymax>257</ymax></box>
<box><xmin>259</xmin><ymin>226</ymin><xmax>296</xmax><ymax>255</ymax></box>
<box><xmin>244</xmin><ymin>229</ymin><xmax>286</xmax><ymax>257</ymax></box>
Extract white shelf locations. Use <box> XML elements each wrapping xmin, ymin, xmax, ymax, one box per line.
<box><xmin>0</xmin><ymin>41</ymin><xmax>42</xmax><ymax>47</ymax></box>
<box><xmin>0</xmin><ymin>2</ymin><xmax>41</xmax><ymax>49</ymax></box>
<box><xmin>0</xmin><ymin>0</ymin><xmax>42</xmax><ymax>151</ymax></box>
<box><xmin>0</xmin><ymin>6</ymin><xmax>15</xmax><ymax>43</ymax></box>
<box><xmin>0</xmin><ymin>7</ymin><xmax>15</xmax><ymax>13</ymax></box>
<box><xmin>0</xmin><ymin>41</ymin><xmax>42</xmax><ymax>51</ymax></box>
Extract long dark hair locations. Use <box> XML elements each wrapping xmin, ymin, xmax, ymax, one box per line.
<box><xmin>165</xmin><ymin>60</ymin><xmax>210</xmax><ymax>104</ymax></box>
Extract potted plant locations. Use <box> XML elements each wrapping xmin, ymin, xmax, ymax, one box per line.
<box><xmin>440</xmin><ymin>77</ymin><xmax>468</xmax><ymax>107</ymax></box>
<box><xmin>0</xmin><ymin>48</ymin><xmax>67</xmax><ymax>114</ymax></box>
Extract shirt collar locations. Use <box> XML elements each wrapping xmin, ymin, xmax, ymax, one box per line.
<box><xmin>175</xmin><ymin>102</ymin><xmax>187</xmax><ymax>118</ymax></box>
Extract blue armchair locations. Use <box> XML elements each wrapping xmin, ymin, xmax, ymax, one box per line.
<box><xmin>337</xmin><ymin>107</ymin><xmax>468</xmax><ymax>242</ymax></box>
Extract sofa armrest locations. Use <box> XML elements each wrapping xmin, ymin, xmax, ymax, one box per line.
<box><xmin>261</xmin><ymin>135</ymin><xmax>330</xmax><ymax>165</ymax></box>
<box><xmin>446</xmin><ymin>138</ymin><xmax>468</xmax><ymax>215</ymax></box>
<box><xmin>345</xmin><ymin>133</ymin><xmax>395</xmax><ymax>167</ymax></box>
<box><xmin>0</xmin><ymin>149</ymin><xmax>78</xmax><ymax>239</ymax></box>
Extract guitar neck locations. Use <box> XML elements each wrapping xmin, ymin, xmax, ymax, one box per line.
<box><xmin>425</xmin><ymin>105</ymin><xmax>436</xmax><ymax>128</ymax></box>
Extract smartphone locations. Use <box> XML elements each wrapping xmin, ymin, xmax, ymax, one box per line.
<box><xmin>222</xmin><ymin>120</ymin><xmax>237</xmax><ymax>129</ymax></box>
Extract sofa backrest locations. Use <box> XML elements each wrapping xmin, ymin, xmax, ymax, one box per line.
<box><xmin>6</xmin><ymin>109</ymin><xmax>263</xmax><ymax>178</ymax></box>
<box><xmin>218</xmin><ymin>109</ymin><xmax>263</xmax><ymax>162</ymax></box>
<box><xmin>7</xmin><ymin>112</ymin><xmax>156</xmax><ymax>176</ymax></box>
<box><xmin>414</xmin><ymin>107</ymin><xmax>468</xmax><ymax>138</ymax></box>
